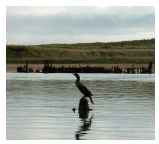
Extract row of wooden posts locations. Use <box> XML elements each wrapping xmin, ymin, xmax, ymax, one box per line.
<box><xmin>17</xmin><ymin>62</ymin><xmax>153</xmax><ymax>74</ymax></box>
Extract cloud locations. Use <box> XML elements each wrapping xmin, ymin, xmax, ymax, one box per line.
<box><xmin>7</xmin><ymin>7</ymin><xmax>68</xmax><ymax>16</ymax></box>
<box><xmin>6</xmin><ymin>6</ymin><xmax>155</xmax><ymax>44</ymax></box>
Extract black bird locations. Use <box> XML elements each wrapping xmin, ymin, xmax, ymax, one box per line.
<box><xmin>73</xmin><ymin>73</ymin><xmax>94</xmax><ymax>104</ymax></box>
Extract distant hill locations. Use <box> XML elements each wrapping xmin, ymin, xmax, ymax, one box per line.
<box><xmin>6</xmin><ymin>39</ymin><xmax>155</xmax><ymax>64</ymax></box>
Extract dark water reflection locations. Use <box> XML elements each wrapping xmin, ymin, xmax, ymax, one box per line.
<box><xmin>6</xmin><ymin>73</ymin><xmax>154</xmax><ymax>140</ymax></box>
<box><xmin>75</xmin><ymin>113</ymin><xmax>94</xmax><ymax>140</ymax></box>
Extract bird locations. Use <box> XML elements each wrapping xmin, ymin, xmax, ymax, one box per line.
<box><xmin>73</xmin><ymin>73</ymin><xmax>94</xmax><ymax>104</ymax></box>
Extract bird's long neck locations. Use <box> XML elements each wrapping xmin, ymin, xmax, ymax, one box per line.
<box><xmin>76</xmin><ymin>78</ymin><xmax>80</xmax><ymax>83</ymax></box>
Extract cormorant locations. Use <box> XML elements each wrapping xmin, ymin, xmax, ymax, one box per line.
<box><xmin>73</xmin><ymin>73</ymin><xmax>94</xmax><ymax>104</ymax></box>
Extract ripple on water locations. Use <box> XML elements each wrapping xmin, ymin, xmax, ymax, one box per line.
<box><xmin>7</xmin><ymin>73</ymin><xmax>155</xmax><ymax>139</ymax></box>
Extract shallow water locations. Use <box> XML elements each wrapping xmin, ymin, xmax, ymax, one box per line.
<box><xmin>6</xmin><ymin>73</ymin><xmax>155</xmax><ymax>140</ymax></box>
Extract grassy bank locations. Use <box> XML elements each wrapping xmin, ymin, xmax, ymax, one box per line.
<box><xmin>6</xmin><ymin>39</ymin><xmax>155</xmax><ymax>64</ymax></box>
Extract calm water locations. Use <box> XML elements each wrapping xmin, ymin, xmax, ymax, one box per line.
<box><xmin>6</xmin><ymin>73</ymin><xmax>155</xmax><ymax>140</ymax></box>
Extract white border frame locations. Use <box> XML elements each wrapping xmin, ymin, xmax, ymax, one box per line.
<box><xmin>1</xmin><ymin>0</ymin><xmax>158</xmax><ymax>144</ymax></box>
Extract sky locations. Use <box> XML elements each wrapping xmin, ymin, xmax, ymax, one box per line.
<box><xmin>6</xmin><ymin>6</ymin><xmax>155</xmax><ymax>44</ymax></box>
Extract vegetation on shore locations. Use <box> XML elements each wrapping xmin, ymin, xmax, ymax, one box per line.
<box><xmin>6</xmin><ymin>39</ymin><xmax>155</xmax><ymax>64</ymax></box>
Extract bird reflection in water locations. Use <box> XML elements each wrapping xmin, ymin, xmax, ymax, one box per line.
<box><xmin>75</xmin><ymin>96</ymin><xmax>94</xmax><ymax>140</ymax></box>
<box><xmin>75</xmin><ymin>112</ymin><xmax>94</xmax><ymax>140</ymax></box>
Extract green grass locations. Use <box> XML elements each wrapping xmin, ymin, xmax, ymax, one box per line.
<box><xmin>6</xmin><ymin>39</ymin><xmax>155</xmax><ymax>64</ymax></box>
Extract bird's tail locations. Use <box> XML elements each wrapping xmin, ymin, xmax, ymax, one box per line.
<box><xmin>89</xmin><ymin>96</ymin><xmax>94</xmax><ymax>104</ymax></box>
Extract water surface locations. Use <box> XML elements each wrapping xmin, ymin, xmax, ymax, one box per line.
<box><xmin>6</xmin><ymin>73</ymin><xmax>155</xmax><ymax>139</ymax></box>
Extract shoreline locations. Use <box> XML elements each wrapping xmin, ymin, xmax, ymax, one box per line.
<box><xmin>6</xmin><ymin>63</ymin><xmax>155</xmax><ymax>73</ymax></box>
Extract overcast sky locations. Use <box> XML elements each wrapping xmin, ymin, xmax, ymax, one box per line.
<box><xmin>6</xmin><ymin>6</ymin><xmax>155</xmax><ymax>44</ymax></box>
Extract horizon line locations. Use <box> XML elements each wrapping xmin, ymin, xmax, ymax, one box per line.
<box><xmin>7</xmin><ymin>37</ymin><xmax>155</xmax><ymax>46</ymax></box>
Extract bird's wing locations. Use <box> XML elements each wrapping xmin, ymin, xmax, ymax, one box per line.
<box><xmin>76</xmin><ymin>82</ymin><xmax>93</xmax><ymax>96</ymax></box>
